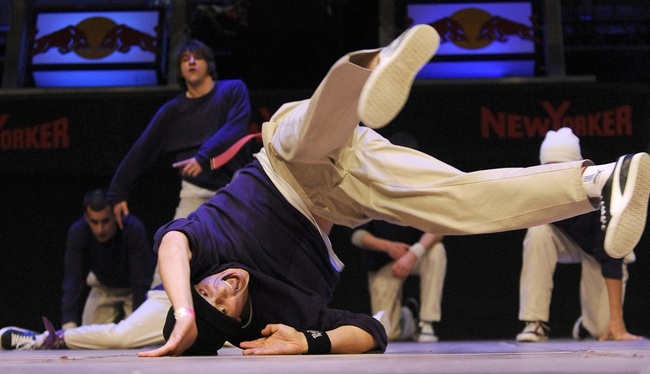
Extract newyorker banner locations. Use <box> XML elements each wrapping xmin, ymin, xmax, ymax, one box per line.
<box><xmin>390</xmin><ymin>81</ymin><xmax>650</xmax><ymax>170</ymax></box>
<box><xmin>0</xmin><ymin>81</ymin><xmax>649</xmax><ymax>177</ymax></box>
<box><xmin>0</xmin><ymin>88</ymin><xmax>178</xmax><ymax>177</ymax></box>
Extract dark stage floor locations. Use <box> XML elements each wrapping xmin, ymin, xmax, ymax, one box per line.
<box><xmin>2</xmin><ymin>339</ymin><xmax>650</xmax><ymax>373</ymax></box>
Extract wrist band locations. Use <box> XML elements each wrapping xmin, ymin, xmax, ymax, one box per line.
<box><xmin>302</xmin><ymin>330</ymin><xmax>331</xmax><ymax>354</ymax></box>
<box><xmin>409</xmin><ymin>243</ymin><xmax>426</xmax><ymax>259</ymax></box>
<box><xmin>174</xmin><ymin>307</ymin><xmax>195</xmax><ymax>320</ymax></box>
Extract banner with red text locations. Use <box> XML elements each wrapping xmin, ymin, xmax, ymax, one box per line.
<box><xmin>1</xmin><ymin>82</ymin><xmax>649</xmax><ymax>177</ymax></box>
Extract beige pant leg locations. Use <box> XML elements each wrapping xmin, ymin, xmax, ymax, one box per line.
<box><xmin>367</xmin><ymin>264</ymin><xmax>404</xmax><ymax>341</ymax></box>
<box><xmin>173</xmin><ymin>181</ymin><xmax>217</xmax><ymax>220</ymax></box>
<box><xmin>82</xmin><ymin>272</ymin><xmax>133</xmax><ymax>325</ymax></box>
<box><xmin>264</xmin><ymin>50</ymin><xmax>595</xmax><ymax>234</ymax></box>
<box><xmin>579</xmin><ymin>255</ymin><xmax>609</xmax><ymax>336</ymax></box>
<box><xmin>274</xmin><ymin>124</ymin><xmax>595</xmax><ymax>234</ymax></box>
<box><xmin>65</xmin><ymin>290</ymin><xmax>171</xmax><ymax>349</ymax></box>
<box><xmin>338</xmin><ymin>133</ymin><xmax>596</xmax><ymax>233</ymax></box>
<box><xmin>415</xmin><ymin>242</ymin><xmax>446</xmax><ymax>322</ymax></box>
<box><xmin>267</xmin><ymin>53</ymin><xmax>372</xmax><ymax>165</ymax></box>
<box><xmin>519</xmin><ymin>224</ymin><xmax>584</xmax><ymax>322</ymax></box>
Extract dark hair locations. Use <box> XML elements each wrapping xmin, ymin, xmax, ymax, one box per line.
<box><xmin>82</xmin><ymin>189</ymin><xmax>109</xmax><ymax>212</ymax></box>
<box><xmin>173</xmin><ymin>39</ymin><xmax>218</xmax><ymax>90</ymax></box>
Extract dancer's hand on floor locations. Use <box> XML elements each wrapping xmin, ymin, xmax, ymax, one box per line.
<box><xmin>138</xmin><ymin>316</ymin><xmax>198</xmax><ymax>357</ymax></box>
<box><xmin>240</xmin><ymin>324</ymin><xmax>307</xmax><ymax>355</ymax></box>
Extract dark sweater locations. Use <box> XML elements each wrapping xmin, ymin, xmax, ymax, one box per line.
<box><xmin>61</xmin><ymin>214</ymin><xmax>154</xmax><ymax>326</ymax></box>
<box><xmin>108</xmin><ymin>80</ymin><xmax>252</xmax><ymax>203</ymax></box>
<box><xmin>553</xmin><ymin>211</ymin><xmax>624</xmax><ymax>279</ymax></box>
<box><xmin>154</xmin><ymin>160</ymin><xmax>387</xmax><ymax>353</ymax></box>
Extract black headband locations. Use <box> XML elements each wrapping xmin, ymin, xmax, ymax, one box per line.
<box><xmin>163</xmin><ymin>286</ymin><xmax>242</xmax><ymax>356</ymax></box>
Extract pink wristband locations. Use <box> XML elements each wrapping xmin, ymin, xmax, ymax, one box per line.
<box><xmin>174</xmin><ymin>307</ymin><xmax>196</xmax><ymax>320</ymax></box>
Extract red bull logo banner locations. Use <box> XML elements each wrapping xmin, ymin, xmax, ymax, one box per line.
<box><xmin>405</xmin><ymin>1</ymin><xmax>539</xmax><ymax>78</ymax></box>
<box><xmin>29</xmin><ymin>10</ymin><xmax>165</xmax><ymax>87</ymax></box>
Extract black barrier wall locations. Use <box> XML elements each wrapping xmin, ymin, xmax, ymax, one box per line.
<box><xmin>1</xmin><ymin>80</ymin><xmax>649</xmax><ymax>340</ymax></box>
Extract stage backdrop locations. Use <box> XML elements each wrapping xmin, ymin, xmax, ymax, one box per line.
<box><xmin>1</xmin><ymin>80</ymin><xmax>649</xmax><ymax>340</ymax></box>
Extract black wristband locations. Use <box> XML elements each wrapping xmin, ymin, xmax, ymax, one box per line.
<box><xmin>302</xmin><ymin>330</ymin><xmax>332</xmax><ymax>354</ymax></box>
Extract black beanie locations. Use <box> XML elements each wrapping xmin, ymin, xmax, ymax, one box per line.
<box><xmin>163</xmin><ymin>286</ymin><xmax>242</xmax><ymax>356</ymax></box>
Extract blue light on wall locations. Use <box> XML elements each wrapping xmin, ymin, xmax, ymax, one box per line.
<box><xmin>417</xmin><ymin>60</ymin><xmax>536</xmax><ymax>79</ymax></box>
<box><xmin>32</xmin><ymin>70</ymin><xmax>160</xmax><ymax>87</ymax></box>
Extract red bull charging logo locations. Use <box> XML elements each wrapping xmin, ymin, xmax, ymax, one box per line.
<box><xmin>428</xmin><ymin>8</ymin><xmax>537</xmax><ymax>49</ymax></box>
<box><xmin>30</xmin><ymin>11</ymin><xmax>161</xmax><ymax>61</ymax></box>
<box><xmin>407</xmin><ymin>2</ymin><xmax>537</xmax><ymax>55</ymax></box>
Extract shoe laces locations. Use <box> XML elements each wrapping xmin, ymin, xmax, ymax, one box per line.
<box><xmin>525</xmin><ymin>321</ymin><xmax>550</xmax><ymax>336</ymax></box>
<box><xmin>420</xmin><ymin>324</ymin><xmax>434</xmax><ymax>335</ymax></box>
<box><xmin>419</xmin><ymin>322</ymin><xmax>435</xmax><ymax>335</ymax></box>
<box><xmin>11</xmin><ymin>332</ymin><xmax>35</xmax><ymax>350</ymax></box>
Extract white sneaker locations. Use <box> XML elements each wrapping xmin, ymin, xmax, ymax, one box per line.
<box><xmin>516</xmin><ymin>321</ymin><xmax>549</xmax><ymax>342</ymax></box>
<box><xmin>413</xmin><ymin>321</ymin><xmax>438</xmax><ymax>343</ymax></box>
<box><xmin>399</xmin><ymin>306</ymin><xmax>417</xmax><ymax>341</ymax></box>
<box><xmin>358</xmin><ymin>24</ymin><xmax>440</xmax><ymax>129</ymax></box>
<box><xmin>572</xmin><ymin>316</ymin><xmax>592</xmax><ymax>340</ymax></box>
<box><xmin>600</xmin><ymin>153</ymin><xmax>650</xmax><ymax>258</ymax></box>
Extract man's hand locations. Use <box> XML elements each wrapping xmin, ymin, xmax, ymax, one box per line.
<box><xmin>599</xmin><ymin>320</ymin><xmax>645</xmax><ymax>341</ymax></box>
<box><xmin>172</xmin><ymin>157</ymin><xmax>203</xmax><ymax>178</ymax></box>
<box><xmin>113</xmin><ymin>201</ymin><xmax>129</xmax><ymax>230</ymax></box>
<box><xmin>383</xmin><ymin>241</ymin><xmax>409</xmax><ymax>261</ymax></box>
<box><xmin>600</xmin><ymin>278</ymin><xmax>645</xmax><ymax>341</ymax></box>
<box><xmin>239</xmin><ymin>324</ymin><xmax>308</xmax><ymax>355</ymax></box>
<box><xmin>391</xmin><ymin>251</ymin><xmax>417</xmax><ymax>279</ymax></box>
<box><xmin>138</xmin><ymin>315</ymin><xmax>198</xmax><ymax>357</ymax></box>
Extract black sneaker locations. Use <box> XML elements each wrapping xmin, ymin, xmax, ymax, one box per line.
<box><xmin>600</xmin><ymin>153</ymin><xmax>650</xmax><ymax>258</ymax></box>
<box><xmin>0</xmin><ymin>326</ymin><xmax>37</xmax><ymax>350</ymax></box>
<box><xmin>516</xmin><ymin>321</ymin><xmax>550</xmax><ymax>342</ymax></box>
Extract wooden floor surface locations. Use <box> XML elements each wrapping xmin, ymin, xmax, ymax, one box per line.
<box><xmin>2</xmin><ymin>339</ymin><xmax>650</xmax><ymax>373</ymax></box>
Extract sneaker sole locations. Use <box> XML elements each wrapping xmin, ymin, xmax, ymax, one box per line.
<box><xmin>604</xmin><ymin>153</ymin><xmax>650</xmax><ymax>258</ymax></box>
<box><xmin>416</xmin><ymin>334</ymin><xmax>439</xmax><ymax>343</ymax></box>
<box><xmin>516</xmin><ymin>333</ymin><xmax>548</xmax><ymax>343</ymax></box>
<box><xmin>358</xmin><ymin>24</ymin><xmax>440</xmax><ymax>129</ymax></box>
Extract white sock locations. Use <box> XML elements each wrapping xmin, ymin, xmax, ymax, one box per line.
<box><xmin>582</xmin><ymin>162</ymin><xmax>616</xmax><ymax>198</ymax></box>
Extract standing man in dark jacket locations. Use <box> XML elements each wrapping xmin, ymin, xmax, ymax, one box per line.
<box><xmin>108</xmin><ymin>38</ymin><xmax>252</xmax><ymax>230</ymax></box>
